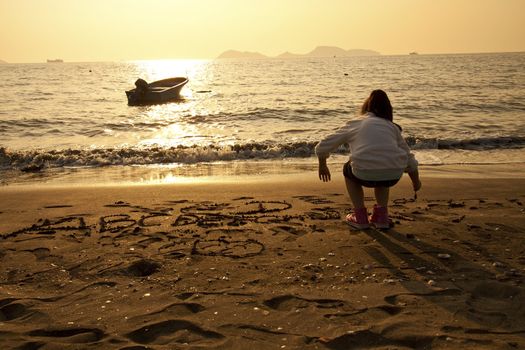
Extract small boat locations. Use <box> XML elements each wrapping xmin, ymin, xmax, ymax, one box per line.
<box><xmin>126</xmin><ymin>77</ymin><xmax>188</xmax><ymax>105</ymax></box>
<box><xmin>409</xmin><ymin>52</ymin><xmax>419</xmax><ymax>56</ymax></box>
<box><xmin>47</xmin><ymin>59</ymin><xmax>63</xmax><ymax>63</ymax></box>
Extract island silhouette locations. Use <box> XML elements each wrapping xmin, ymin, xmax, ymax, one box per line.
<box><xmin>217</xmin><ymin>46</ymin><xmax>380</xmax><ymax>59</ymax></box>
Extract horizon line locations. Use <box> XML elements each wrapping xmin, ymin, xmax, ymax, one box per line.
<box><xmin>2</xmin><ymin>50</ymin><xmax>524</xmax><ymax>64</ymax></box>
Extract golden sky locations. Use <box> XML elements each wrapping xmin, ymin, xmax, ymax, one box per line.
<box><xmin>1</xmin><ymin>0</ymin><xmax>524</xmax><ymax>62</ymax></box>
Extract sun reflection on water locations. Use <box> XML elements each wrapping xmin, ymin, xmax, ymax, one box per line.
<box><xmin>130</xmin><ymin>59</ymin><xmax>211</xmax><ymax>87</ymax></box>
<box><xmin>128</xmin><ymin>59</ymin><xmax>223</xmax><ymax>148</ymax></box>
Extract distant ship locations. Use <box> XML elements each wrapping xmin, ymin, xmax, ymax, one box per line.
<box><xmin>46</xmin><ymin>59</ymin><xmax>64</xmax><ymax>63</ymax></box>
<box><xmin>409</xmin><ymin>52</ymin><xmax>419</xmax><ymax>55</ymax></box>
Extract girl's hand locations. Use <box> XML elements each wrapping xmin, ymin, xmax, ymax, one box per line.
<box><xmin>319</xmin><ymin>163</ymin><xmax>331</xmax><ymax>182</ymax></box>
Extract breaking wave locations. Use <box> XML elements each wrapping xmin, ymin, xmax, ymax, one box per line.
<box><xmin>1</xmin><ymin>136</ymin><xmax>525</xmax><ymax>171</ymax></box>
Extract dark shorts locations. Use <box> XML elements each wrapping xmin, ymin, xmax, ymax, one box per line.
<box><xmin>343</xmin><ymin>162</ymin><xmax>400</xmax><ymax>188</ymax></box>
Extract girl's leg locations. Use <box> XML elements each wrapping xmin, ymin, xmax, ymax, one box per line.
<box><xmin>345</xmin><ymin>177</ymin><xmax>365</xmax><ymax>208</ymax></box>
<box><xmin>374</xmin><ymin>187</ymin><xmax>389</xmax><ymax>207</ymax></box>
<box><xmin>371</xmin><ymin>187</ymin><xmax>390</xmax><ymax>229</ymax></box>
<box><xmin>344</xmin><ymin>177</ymin><xmax>368</xmax><ymax>228</ymax></box>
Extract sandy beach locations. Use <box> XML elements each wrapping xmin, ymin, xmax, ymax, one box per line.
<box><xmin>1</xmin><ymin>166</ymin><xmax>524</xmax><ymax>349</ymax></box>
<box><xmin>2</xmin><ymin>1</ymin><xmax>524</xmax><ymax>349</ymax></box>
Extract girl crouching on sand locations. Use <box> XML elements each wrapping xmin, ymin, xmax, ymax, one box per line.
<box><xmin>315</xmin><ymin>89</ymin><xmax>421</xmax><ymax>229</ymax></box>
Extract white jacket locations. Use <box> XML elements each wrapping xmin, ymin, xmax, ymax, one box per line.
<box><xmin>315</xmin><ymin>113</ymin><xmax>418</xmax><ymax>181</ymax></box>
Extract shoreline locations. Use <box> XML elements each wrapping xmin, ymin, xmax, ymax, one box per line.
<box><xmin>2</xmin><ymin>161</ymin><xmax>525</xmax><ymax>189</ymax></box>
<box><xmin>1</xmin><ymin>168</ymin><xmax>524</xmax><ymax>349</ymax></box>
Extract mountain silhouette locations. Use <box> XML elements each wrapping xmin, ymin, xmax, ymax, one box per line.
<box><xmin>307</xmin><ymin>46</ymin><xmax>379</xmax><ymax>57</ymax></box>
<box><xmin>217</xmin><ymin>46</ymin><xmax>380</xmax><ymax>59</ymax></box>
<box><xmin>216</xmin><ymin>50</ymin><xmax>268</xmax><ymax>59</ymax></box>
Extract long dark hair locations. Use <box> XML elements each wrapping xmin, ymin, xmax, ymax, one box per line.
<box><xmin>361</xmin><ymin>89</ymin><xmax>393</xmax><ymax>121</ymax></box>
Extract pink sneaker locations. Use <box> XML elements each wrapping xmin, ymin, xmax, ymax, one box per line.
<box><xmin>369</xmin><ymin>205</ymin><xmax>391</xmax><ymax>229</ymax></box>
<box><xmin>345</xmin><ymin>207</ymin><xmax>369</xmax><ymax>229</ymax></box>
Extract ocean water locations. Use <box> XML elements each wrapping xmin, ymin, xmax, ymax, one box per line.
<box><xmin>1</xmin><ymin>53</ymin><xmax>524</xmax><ymax>184</ymax></box>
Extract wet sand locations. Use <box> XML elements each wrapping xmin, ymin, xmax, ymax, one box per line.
<box><xmin>1</xmin><ymin>168</ymin><xmax>524</xmax><ymax>349</ymax></box>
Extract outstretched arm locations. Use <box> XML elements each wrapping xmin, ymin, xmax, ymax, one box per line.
<box><xmin>315</xmin><ymin>120</ymin><xmax>359</xmax><ymax>183</ymax></box>
<box><xmin>318</xmin><ymin>157</ymin><xmax>331</xmax><ymax>182</ymax></box>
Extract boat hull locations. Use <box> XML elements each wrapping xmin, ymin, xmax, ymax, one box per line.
<box><xmin>126</xmin><ymin>77</ymin><xmax>188</xmax><ymax>105</ymax></box>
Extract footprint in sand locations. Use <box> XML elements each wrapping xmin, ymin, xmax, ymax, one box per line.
<box><xmin>322</xmin><ymin>328</ymin><xmax>435</xmax><ymax>350</ymax></box>
<box><xmin>384</xmin><ymin>288</ymin><xmax>464</xmax><ymax>306</ymax></box>
<box><xmin>470</xmin><ymin>280</ymin><xmax>522</xmax><ymax>299</ymax></box>
<box><xmin>125</xmin><ymin>319</ymin><xmax>224</xmax><ymax>346</ymax></box>
<box><xmin>128</xmin><ymin>302</ymin><xmax>205</xmax><ymax>325</ymax></box>
<box><xmin>0</xmin><ymin>299</ymin><xmax>46</xmax><ymax>322</ymax></box>
<box><xmin>455</xmin><ymin>308</ymin><xmax>508</xmax><ymax>329</ymax></box>
<box><xmin>461</xmin><ymin>280</ymin><xmax>524</xmax><ymax>329</ymax></box>
<box><xmin>25</xmin><ymin>327</ymin><xmax>106</xmax><ymax>344</ymax></box>
<box><xmin>263</xmin><ymin>294</ymin><xmax>347</xmax><ymax>312</ymax></box>
<box><xmin>323</xmin><ymin>304</ymin><xmax>404</xmax><ymax>321</ymax></box>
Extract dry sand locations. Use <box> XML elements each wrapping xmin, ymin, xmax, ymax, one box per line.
<box><xmin>0</xmin><ymin>168</ymin><xmax>524</xmax><ymax>349</ymax></box>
